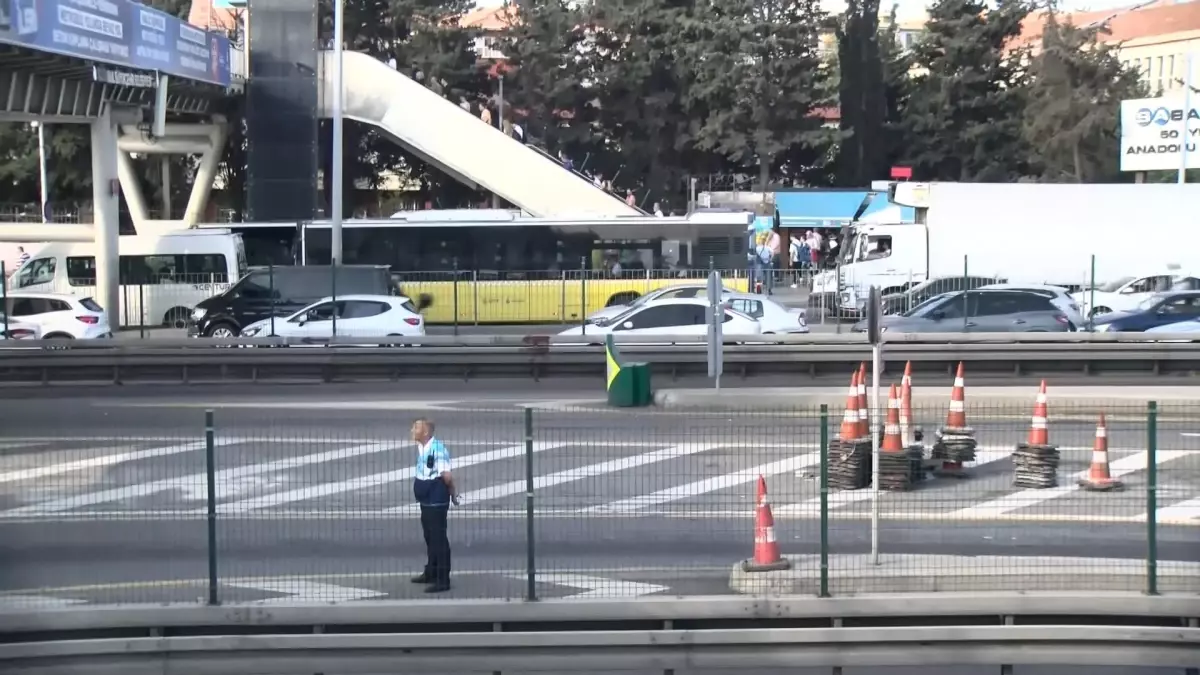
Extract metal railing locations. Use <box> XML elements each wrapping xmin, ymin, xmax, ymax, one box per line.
<box><xmin>0</xmin><ymin>400</ymin><xmax>1194</xmax><ymax>608</ymax></box>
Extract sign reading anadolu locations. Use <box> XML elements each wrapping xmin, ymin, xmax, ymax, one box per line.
<box><xmin>0</xmin><ymin>0</ymin><xmax>231</xmax><ymax>87</ymax></box>
<box><xmin>1120</xmin><ymin>96</ymin><xmax>1200</xmax><ymax>172</ymax></box>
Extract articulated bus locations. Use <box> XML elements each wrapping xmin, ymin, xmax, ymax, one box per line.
<box><xmin>208</xmin><ymin>210</ymin><xmax>754</xmax><ymax>324</ymax></box>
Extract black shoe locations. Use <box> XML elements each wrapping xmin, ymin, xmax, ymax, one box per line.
<box><xmin>410</xmin><ymin>574</ymin><xmax>431</xmax><ymax>584</ymax></box>
<box><xmin>424</xmin><ymin>582</ymin><xmax>451</xmax><ymax>594</ymax></box>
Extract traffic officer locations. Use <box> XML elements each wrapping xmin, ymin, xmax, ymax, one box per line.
<box><xmin>410</xmin><ymin>418</ymin><xmax>459</xmax><ymax>593</ymax></box>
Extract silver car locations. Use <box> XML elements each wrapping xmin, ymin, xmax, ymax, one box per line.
<box><xmin>854</xmin><ymin>289</ymin><xmax>1073</xmax><ymax>334</ymax></box>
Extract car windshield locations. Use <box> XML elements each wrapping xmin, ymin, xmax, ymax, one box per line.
<box><xmin>598</xmin><ymin>305</ymin><xmax>639</xmax><ymax>326</ymax></box>
<box><xmin>1136</xmin><ymin>295</ymin><xmax>1166</xmax><ymax>311</ymax></box>
<box><xmin>1097</xmin><ymin>277</ymin><xmax>1134</xmax><ymax>293</ymax></box>
<box><xmin>902</xmin><ymin>293</ymin><xmax>953</xmax><ymax>318</ymax></box>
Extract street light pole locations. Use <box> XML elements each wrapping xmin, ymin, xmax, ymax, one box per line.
<box><xmin>33</xmin><ymin>122</ymin><xmax>49</xmax><ymax>222</ymax></box>
<box><xmin>1180</xmin><ymin>51</ymin><xmax>1194</xmax><ymax>185</ymax></box>
<box><xmin>330</xmin><ymin>0</ymin><xmax>345</xmax><ymax>263</ymax></box>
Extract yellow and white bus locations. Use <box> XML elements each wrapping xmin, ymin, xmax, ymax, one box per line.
<box><xmin>215</xmin><ymin>210</ymin><xmax>754</xmax><ymax>325</ymax></box>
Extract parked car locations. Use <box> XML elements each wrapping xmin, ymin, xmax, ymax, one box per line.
<box><xmin>978</xmin><ymin>283</ymin><xmax>1084</xmax><ymax>329</ymax></box>
<box><xmin>238</xmin><ymin>295</ymin><xmax>429</xmax><ymax>340</ymax></box>
<box><xmin>1092</xmin><ymin>291</ymin><xmax>1200</xmax><ymax>332</ymax></box>
<box><xmin>723</xmin><ymin>293</ymin><xmax>809</xmax><ymax>334</ymax></box>
<box><xmin>586</xmin><ymin>283</ymin><xmax>735</xmax><ymax>324</ymax></box>
<box><xmin>1146</xmin><ymin>318</ymin><xmax>1200</xmax><ymax>336</ymax></box>
<box><xmin>853</xmin><ymin>289</ymin><xmax>1072</xmax><ymax>334</ymax></box>
<box><xmin>560</xmin><ymin>298</ymin><xmax>760</xmax><ymax>342</ymax></box>
<box><xmin>189</xmin><ymin>265</ymin><xmax>396</xmax><ymax>338</ymax></box>
<box><xmin>881</xmin><ymin>276</ymin><xmax>1005</xmax><ymax>316</ymax></box>
<box><xmin>1075</xmin><ymin>273</ymin><xmax>1197</xmax><ymax>318</ymax></box>
<box><xmin>3</xmin><ymin>292</ymin><xmax>111</xmax><ymax>339</ymax></box>
<box><xmin>0</xmin><ymin>314</ymin><xmax>41</xmax><ymax>340</ymax></box>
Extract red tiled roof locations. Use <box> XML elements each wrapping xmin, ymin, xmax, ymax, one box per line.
<box><xmin>460</xmin><ymin>6</ymin><xmax>518</xmax><ymax>31</ymax></box>
<box><xmin>1016</xmin><ymin>0</ymin><xmax>1200</xmax><ymax>46</ymax></box>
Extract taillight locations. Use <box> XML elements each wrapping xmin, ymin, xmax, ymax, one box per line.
<box><xmin>76</xmin><ymin>316</ymin><xmax>99</xmax><ymax>325</ymax></box>
<box><xmin>3</xmin><ymin>329</ymin><xmax>35</xmax><ymax>339</ymax></box>
<box><xmin>404</xmin><ymin>318</ymin><xmax>421</xmax><ymax>326</ymax></box>
<box><xmin>1054</xmin><ymin>314</ymin><xmax>1070</xmax><ymax>324</ymax></box>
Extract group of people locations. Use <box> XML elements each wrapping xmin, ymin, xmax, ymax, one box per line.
<box><xmin>748</xmin><ymin>227</ymin><xmax>842</xmax><ymax>295</ymax></box>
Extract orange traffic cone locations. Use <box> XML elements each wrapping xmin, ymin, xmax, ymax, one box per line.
<box><xmin>742</xmin><ymin>475</ymin><xmax>791</xmax><ymax>572</ymax></box>
<box><xmin>881</xmin><ymin>384</ymin><xmax>904</xmax><ymax>453</ymax></box>
<box><xmin>840</xmin><ymin>370</ymin><xmax>862</xmax><ymax>441</ymax></box>
<box><xmin>857</xmin><ymin>362</ymin><xmax>869</xmax><ymax>438</ymax></box>
<box><xmin>1079</xmin><ymin>414</ymin><xmax>1121</xmax><ymax>491</ymax></box>
<box><xmin>900</xmin><ymin>363</ymin><xmax>915</xmax><ymax>446</ymax></box>
<box><xmin>944</xmin><ymin>362</ymin><xmax>967</xmax><ymax>429</ymax></box>
<box><xmin>1028</xmin><ymin>381</ymin><xmax>1049</xmax><ymax>446</ymax></box>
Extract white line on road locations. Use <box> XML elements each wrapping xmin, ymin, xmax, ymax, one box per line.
<box><xmin>0</xmin><ymin>595</ymin><xmax>86</xmax><ymax>609</ymax></box>
<box><xmin>215</xmin><ymin>442</ymin><xmax>570</xmax><ymax>513</ymax></box>
<box><xmin>226</xmin><ymin>580</ymin><xmax>385</xmax><ymax>603</ymax></box>
<box><xmin>773</xmin><ymin>447</ymin><xmax>1013</xmax><ymax>517</ymax></box>
<box><xmin>389</xmin><ymin>443</ymin><xmax>722</xmax><ymax>513</ymax></box>
<box><xmin>1154</xmin><ymin>496</ymin><xmax>1200</xmax><ymax>523</ymax></box>
<box><xmin>582</xmin><ymin>452</ymin><xmax>822</xmax><ymax>513</ymax></box>
<box><xmin>952</xmin><ymin>450</ymin><xmax>1190</xmax><ymax>518</ymax></box>
<box><xmin>0</xmin><ymin>443</ymin><xmax>203</xmax><ymax>484</ymax></box>
<box><xmin>518</xmin><ymin>573</ymin><xmax>667</xmax><ymax>599</ymax></box>
<box><xmin>1</xmin><ymin>440</ymin><xmax>390</xmax><ymax>516</ymax></box>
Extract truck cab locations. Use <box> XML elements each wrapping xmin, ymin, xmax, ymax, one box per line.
<box><xmin>812</xmin><ymin>222</ymin><xmax>928</xmax><ymax>317</ymax></box>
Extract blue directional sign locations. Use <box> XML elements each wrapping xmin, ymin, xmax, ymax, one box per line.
<box><xmin>0</xmin><ymin>0</ymin><xmax>231</xmax><ymax>87</ymax></box>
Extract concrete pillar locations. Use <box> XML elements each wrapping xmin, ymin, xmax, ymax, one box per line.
<box><xmin>91</xmin><ymin>107</ymin><xmax>121</xmax><ymax>327</ymax></box>
<box><xmin>160</xmin><ymin>157</ymin><xmax>172</xmax><ymax>219</ymax></box>
<box><xmin>116</xmin><ymin>151</ymin><xmax>149</xmax><ymax>231</ymax></box>
<box><xmin>182</xmin><ymin>123</ymin><xmax>228</xmax><ymax>226</ymax></box>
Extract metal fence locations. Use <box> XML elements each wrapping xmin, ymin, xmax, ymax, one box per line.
<box><xmin>0</xmin><ymin>399</ymin><xmax>1194</xmax><ymax>607</ymax></box>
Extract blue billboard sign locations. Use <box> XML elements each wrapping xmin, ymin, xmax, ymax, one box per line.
<box><xmin>0</xmin><ymin>0</ymin><xmax>231</xmax><ymax>87</ymax></box>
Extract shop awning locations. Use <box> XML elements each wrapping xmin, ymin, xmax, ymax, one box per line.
<box><xmin>775</xmin><ymin>189</ymin><xmax>915</xmax><ymax>227</ymax></box>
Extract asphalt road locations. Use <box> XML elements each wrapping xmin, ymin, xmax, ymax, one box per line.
<box><xmin>0</xmin><ymin>391</ymin><xmax>1196</xmax><ymax>608</ymax></box>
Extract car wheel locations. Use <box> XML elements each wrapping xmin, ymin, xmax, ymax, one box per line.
<box><xmin>163</xmin><ymin>307</ymin><xmax>191</xmax><ymax>329</ymax></box>
<box><xmin>205</xmin><ymin>324</ymin><xmax>237</xmax><ymax>339</ymax></box>
<box><xmin>1090</xmin><ymin>306</ymin><xmax>1112</xmax><ymax>318</ymax></box>
<box><xmin>43</xmin><ymin>334</ymin><xmax>73</xmax><ymax>350</ymax></box>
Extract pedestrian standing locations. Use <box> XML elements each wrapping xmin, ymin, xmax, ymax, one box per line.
<box><xmin>410</xmin><ymin>418</ymin><xmax>459</xmax><ymax>593</ymax></box>
<box><xmin>17</xmin><ymin>246</ymin><xmax>28</xmax><ymax>268</ymax></box>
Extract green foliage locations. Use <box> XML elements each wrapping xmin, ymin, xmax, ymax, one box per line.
<box><xmin>897</xmin><ymin>0</ymin><xmax>1032</xmax><ymax>181</ymax></box>
<box><xmin>1022</xmin><ymin>8</ymin><xmax>1145</xmax><ymax>182</ymax></box>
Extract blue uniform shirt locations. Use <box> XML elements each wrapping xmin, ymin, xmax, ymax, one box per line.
<box><xmin>413</xmin><ymin>438</ymin><xmax>452</xmax><ymax>506</ymax></box>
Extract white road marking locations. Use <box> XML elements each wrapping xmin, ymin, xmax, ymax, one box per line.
<box><xmin>227</xmin><ymin>580</ymin><xmax>385</xmax><ymax>603</ymax></box>
<box><xmin>953</xmin><ymin>450</ymin><xmax>1191</xmax><ymax>518</ymax></box>
<box><xmin>0</xmin><ymin>444</ymin><xmax>203</xmax><ymax>484</ymax></box>
<box><xmin>1155</xmin><ymin>496</ymin><xmax>1200</xmax><ymax>524</ymax></box>
<box><xmin>519</xmin><ymin>573</ymin><xmax>667</xmax><ymax>599</ymax></box>
<box><xmin>0</xmin><ymin>595</ymin><xmax>86</xmax><ymax>609</ymax></box>
<box><xmin>215</xmin><ymin>442</ymin><xmax>571</xmax><ymax>513</ymax></box>
<box><xmin>583</xmin><ymin>452</ymin><xmax>821</xmax><ymax>513</ymax></box>
<box><xmin>1</xmin><ymin>440</ymin><xmax>388</xmax><ymax>515</ymax></box>
<box><xmin>390</xmin><ymin>443</ymin><xmax>721</xmax><ymax>513</ymax></box>
<box><xmin>773</xmin><ymin>447</ymin><xmax>1013</xmax><ymax>517</ymax></box>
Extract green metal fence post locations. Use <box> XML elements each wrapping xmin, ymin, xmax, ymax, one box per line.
<box><xmin>1146</xmin><ymin>400</ymin><xmax>1158</xmax><ymax>596</ymax></box>
<box><xmin>330</xmin><ymin>257</ymin><xmax>338</xmax><ymax>338</ymax></box>
<box><xmin>962</xmin><ymin>254</ymin><xmax>969</xmax><ymax>332</ymax></box>
<box><xmin>138</xmin><ymin>283</ymin><xmax>146</xmax><ymax>339</ymax></box>
<box><xmin>524</xmin><ymin>406</ymin><xmax>537</xmax><ymax>601</ymax></box>
<box><xmin>579</xmin><ymin>257</ymin><xmax>587</xmax><ymax>332</ymax></box>
<box><xmin>205</xmin><ymin>409</ymin><xmax>219</xmax><ymax>606</ymax></box>
<box><xmin>452</xmin><ymin>258</ymin><xmax>460</xmax><ymax>337</ymax></box>
<box><xmin>269</xmin><ymin>264</ymin><xmax>276</xmax><ymax>336</ymax></box>
<box><xmin>1</xmin><ymin>261</ymin><xmax>8</xmax><ymax>338</ymax></box>
<box><xmin>819</xmin><ymin>404</ymin><xmax>830</xmax><ymax>598</ymax></box>
<box><xmin>1087</xmin><ymin>254</ymin><xmax>1096</xmax><ymax>331</ymax></box>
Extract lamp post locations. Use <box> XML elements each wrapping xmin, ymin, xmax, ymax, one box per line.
<box><xmin>330</xmin><ymin>0</ymin><xmax>345</xmax><ymax>263</ymax></box>
<box><xmin>30</xmin><ymin>121</ymin><xmax>48</xmax><ymax>222</ymax></box>
<box><xmin>1180</xmin><ymin>51</ymin><xmax>1194</xmax><ymax>185</ymax></box>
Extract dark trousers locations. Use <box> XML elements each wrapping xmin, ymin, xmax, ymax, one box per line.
<box><xmin>420</xmin><ymin>504</ymin><xmax>451</xmax><ymax>584</ymax></box>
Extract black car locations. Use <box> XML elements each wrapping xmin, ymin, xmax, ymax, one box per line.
<box><xmin>188</xmin><ymin>265</ymin><xmax>395</xmax><ymax>338</ymax></box>
<box><xmin>881</xmin><ymin>276</ymin><xmax>1005</xmax><ymax>315</ymax></box>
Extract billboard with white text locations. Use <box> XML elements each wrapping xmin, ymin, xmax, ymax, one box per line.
<box><xmin>1120</xmin><ymin>96</ymin><xmax>1199</xmax><ymax>172</ymax></box>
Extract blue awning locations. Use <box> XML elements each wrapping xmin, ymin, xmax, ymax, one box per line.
<box><xmin>774</xmin><ymin>190</ymin><xmax>871</xmax><ymax>228</ymax></box>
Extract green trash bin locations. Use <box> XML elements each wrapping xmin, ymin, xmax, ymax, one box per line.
<box><xmin>605</xmin><ymin>336</ymin><xmax>653</xmax><ymax>407</ymax></box>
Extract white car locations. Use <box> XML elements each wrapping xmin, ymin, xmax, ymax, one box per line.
<box><xmin>3</xmin><ymin>292</ymin><xmax>112</xmax><ymax>339</ymax></box>
<box><xmin>560</xmin><ymin>298</ymin><xmax>761</xmax><ymax>341</ymax></box>
<box><xmin>1147</xmin><ymin>318</ymin><xmax>1200</xmax><ymax>334</ymax></box>
<box><xmin>978</xmin><ymin>283</ymin><xmax>1084</xmax><ymax>329</ymax></box>
<box><xmin>238</xmin><ymin>295</ymin><xmax>426</xmax><ymax>339</ymax></box>
<box><xmin>586</xmin><ymin>283</ymin><xmax>737</xmax><ymax>324</ymax></box>
<box><xmin>722</xmin><ymin>292</ymin><xmax>809</xmax><ymax>334</ymax></box>
<box><xmin>1075</xmin><ymin>274</ymin><xmax>1195</xmax><ymax>318</ymax></box>
<box><xmin>0</xmin><ymin>314</ymin><xmax>41</xmax><ymax>341</ymax></box>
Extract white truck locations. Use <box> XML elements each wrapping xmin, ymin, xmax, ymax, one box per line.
<box><xmin>811</xmin><ymin>182</ymin><xmax>1200</xmax><ymax>317</ymax></box>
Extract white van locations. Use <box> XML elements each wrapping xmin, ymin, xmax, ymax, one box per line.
<box><xmin>7</xmin><ymin>231</ymin><xmax>247</xmax><ymax>328</ymax></box>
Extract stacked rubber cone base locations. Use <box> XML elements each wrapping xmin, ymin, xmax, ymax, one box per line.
<box><xmin>1078</xmin><ymin>474</ymin><xmax>1124</xmax><ymax>492</ymax></box>
<box><xmin>827</xmin><ymin>437</ymin><xmax>871</xmax><ymax>490</ymax></box>
<box><xmin>931</xmin><ymin>427</ymin><xmax>977</xmax><ymax>478</ymax></box>
<box><xmin>878</xmin><ymin>451</ymin><xmax>915</xmax><ymax>491</ymax></box>
<box><xmin>1013</xmin><ymin>443</ymin><xmax>1060</xmax><ymax>488</ymax></box>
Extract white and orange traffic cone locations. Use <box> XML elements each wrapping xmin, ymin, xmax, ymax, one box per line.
<box><xmin>1079</xmin><ymin>413</ymin><xmax>1122</xmax><ymax>491</ymax></box>
<box><xmin>881</xmin><ymin>384</ymin><xmax>904</xmax><ymax>454</ymax></box>
<box><xmin>1028</xmin><ymin>381</ymin><xmax>1049</xmax><ymax>446</ymax></box>
<box><xmin>857</xmin><ymin>361</ymin><xmax>869</xmax><ymax>439</ymax></box>
<box><xmin>944</xmin><ymin>362</ymin><xmax>967</xmax><ymax>430</ymax></box>
<box><xmin>841</xmin><ymin>370</ymin><xmax>862</xmax><ymax>442</ymax></box>
<box><xmin>900</xmin><ymin>363</ymin><xmax>915</xmax><ymax>447</ymax></box>
<box><xmin>741</xmin><ymin>475</ymin><xmax>792</xmax><ymax>572</ymax></box>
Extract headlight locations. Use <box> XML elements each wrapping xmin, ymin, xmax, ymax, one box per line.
<box><xmin>191</xmin><ymin>308</ymin><xmax>207</xmax><ymax>320</ymax></box>
<box><xmin>1094</xmin><ymin>323</ymin><xmax>1111</xmax><ymax>332</ymax></box>
<box><xmin>241</xmin><ymin>326</ymin><xmax>262</xmax><ymax>337</ymax></box>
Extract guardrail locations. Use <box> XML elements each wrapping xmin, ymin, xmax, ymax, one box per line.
<box><xmin>3</xmin><ymin>332</ymin><xmax>1200</xmax><ymax>383</ymax></box>
<box><xmin>0</xmin><ymin>595</ymin><xmax>1195</xmax><ymax>674</ymax></box>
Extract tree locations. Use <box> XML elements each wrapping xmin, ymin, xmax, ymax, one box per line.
<box><xmin>1022</xmin><ymin>7</ymin><xmax>1144</xmax><ymax>182</ymax></box>
<box><xmin>898</xmin><ymin>0</ymin><xmax>1031</xmax><ymax>181</ymax></box>
<box><xmin>688</xmin><ymin>0</ymin><xmax>832</xmax><ymax>191</ymax></box>
<box><xmin>835</xmin><ymin>0</ymin><xmax>886</xmax><ymax>186</ymax></box>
